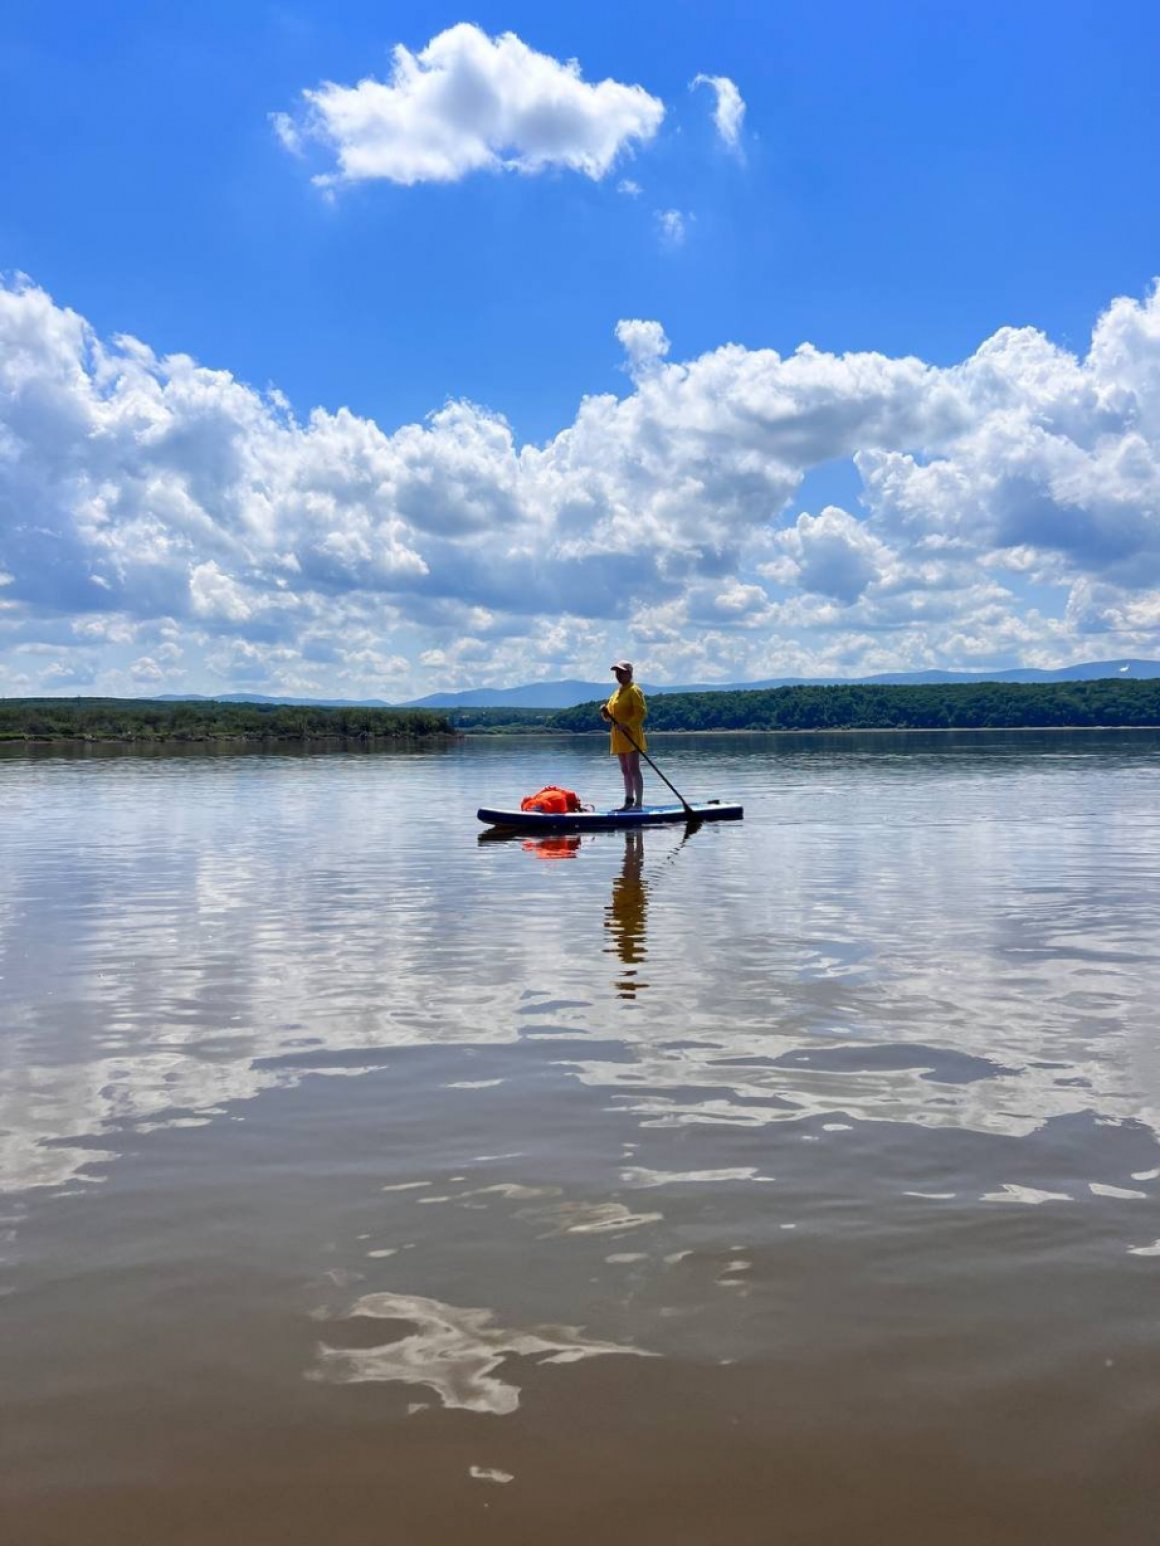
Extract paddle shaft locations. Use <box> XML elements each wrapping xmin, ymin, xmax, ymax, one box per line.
<box><xmin>608</xmin><ymin>716</ymin><xmax>696</xmax><ymax>819</ymax></box>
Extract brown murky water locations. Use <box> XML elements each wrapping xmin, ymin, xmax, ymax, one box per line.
<box><xmin>3</xmin><ymin>732</ymin><xmax>1160</xmax><ymax>1544</ymax></box>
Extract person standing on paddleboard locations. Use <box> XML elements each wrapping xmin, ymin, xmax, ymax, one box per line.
<box><xmin>601</xmin><ymin>661</ymin><xmax>648</xmax><ymax>810</ymax></box>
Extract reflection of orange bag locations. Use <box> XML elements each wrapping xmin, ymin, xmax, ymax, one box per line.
<box><xmin>520</xmin><ymin>785</ymin><xmax>582</xmax><ymax>814</ymax></box>
<box><xmin>523</xmin><ymin>836</ymin><xmax>581</xmax><ymax>860</ymax></box>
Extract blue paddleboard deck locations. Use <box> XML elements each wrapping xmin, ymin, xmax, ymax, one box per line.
<box><xmin>477</xmin><ymin>801</ymin><xmax>743</xmax><ymax>832</ymax></box>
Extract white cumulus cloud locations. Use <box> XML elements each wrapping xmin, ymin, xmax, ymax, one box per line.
<box><xmin>614</xmin><ymin>319</ymin><xmax>670</xmax><ymax>379</ymax></box>
<box><xmin>766</xmin><ymin>507</ymin><xmax>891</xmax><ymax>603</ymax></box>
<box><xmin>5</xmin><ymin>277</ymin><xmax>1160</xmax><ymax>696</ymax></box>
<box><xmin>276</xmin><ymin>23</ymin><xmax>666</xmax><ymax>187</ymax></box>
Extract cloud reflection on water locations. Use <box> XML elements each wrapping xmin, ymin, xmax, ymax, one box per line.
<box><xmin>312</xmin><ymin>1290</ymin><xmax>653</xmax><ymax>1413</ymax></box>
<box><xmin>2</xmin><ymin>743</ymin><xmax>1160</xmax><ymax>1197</ymax></box>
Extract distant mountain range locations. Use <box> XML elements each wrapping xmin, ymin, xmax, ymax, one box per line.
<box><xmin>148</xmin><ymin>659</ymin><xmax>1160</xmax><ymax>709</ymax></box>
<box><xmin>158</xmin><ymin>692</ymin><xmax>394</xmax><ymax>708</ymax></box>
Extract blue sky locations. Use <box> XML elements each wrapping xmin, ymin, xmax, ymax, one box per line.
<box><xmin>2</xmin><ymin>1</ymin><xmax>1160</xmax><ymax>697</ymax></box>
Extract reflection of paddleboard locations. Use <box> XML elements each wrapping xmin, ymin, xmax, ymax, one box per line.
<box><xmin>477</xmin><ymin>801</ymin><xmax>743</xmax><ymax>833</ymax></box>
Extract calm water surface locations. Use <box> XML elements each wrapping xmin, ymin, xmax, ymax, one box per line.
<box><xmin>3</xmin><ymin>732</ymin><xmax>1160</xmax><ymax>1544</ymax></box>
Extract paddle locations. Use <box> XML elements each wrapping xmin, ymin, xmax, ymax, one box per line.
<box><xmin>608</xmin><ymin>716</ymin><xmax>699</xmax><ymax>822</ymax></box>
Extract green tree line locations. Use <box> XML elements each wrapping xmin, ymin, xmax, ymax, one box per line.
<box><xmin>0</xmin><ymin>698</ymin><xmax>455</xmax><ymax>743</ymax></box>
<box><xmin>14</xmin><ymin>681</ymin><xmax>1158</xmax><ymax>743</ymax></box>
<box><xmin>548</xmin><ymin>679</ymin><xmax>1160</xmax><ymax>733</ymax></box>
<box><xmin>447</xmin><ymin>706</ymin><xmax>562</xmax><ymax>733</ymax></box>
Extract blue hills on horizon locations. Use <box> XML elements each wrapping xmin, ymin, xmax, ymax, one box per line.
<box><xmin>400</xmin><ymin>659</ymin><xmax>1160</xmax><ymax>707</ymax></box>
<box><xmin>145</xmin><ymin>658</ymin><xmax>1160</xmax><ymax>711</ymax></box>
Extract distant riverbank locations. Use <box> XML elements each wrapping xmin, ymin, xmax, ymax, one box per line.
<box><xmin>537</xmin><ymin>678</ymin><xmax>1160</xmax><ymax>735</ymax></box>
<box><xmin>7</xmin><ymin>678</ymin><xmax>1160</xmax><ymax>745</ymax></box>
<box><xmin>0</xmin><ymin>698</ymin><xmax>456</xmax><ymax>745</ymax></box>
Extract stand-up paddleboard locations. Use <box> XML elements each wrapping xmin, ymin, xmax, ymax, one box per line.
<box><xmin>477</xmin><ymin>800</ymin><xmax>743</xmax><ymax>833</ymax></box>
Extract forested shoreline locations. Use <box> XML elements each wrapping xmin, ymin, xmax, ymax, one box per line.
<box><xmin>546</xmin><ymin>678</ymin><xmax>1160</xmax><ymax>733</ymax></box>
<box><xmin>0</xmin><ymin>698</ymin><xmax>455</xmax><ymax>743</ymax></box>
<box><xmin>5</xmin><ymin>679</ymin><xmax>1160</xmax><ymax>744</ymax></box>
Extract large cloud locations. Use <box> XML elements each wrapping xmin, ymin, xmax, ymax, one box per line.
<box><xmin>274</xmin><ymin>23</ymin><xmax>665</xmax><ymax>187</ymax></box>
<box><xmin>3</xmin><ymin>276</ymin><xmax>1160</xmax><ymax>696</ymax></box>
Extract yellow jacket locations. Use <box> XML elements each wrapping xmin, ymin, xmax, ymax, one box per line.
<box><xmin>606</xmin><ymin>683</ymin><xmax>647</xmax><ymax>755</ymax></box>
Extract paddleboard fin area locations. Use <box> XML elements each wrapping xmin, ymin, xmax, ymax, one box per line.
<box><xmin>477</xmin><ymin>802</ymin><xmax>743</xmax><ymax>833</ymax></box>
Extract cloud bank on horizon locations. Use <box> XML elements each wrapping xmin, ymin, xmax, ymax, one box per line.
<box><xmin>3</xmin><ymin>274</ymin><xmax>1160</xmax><ymax>700</ymax></box>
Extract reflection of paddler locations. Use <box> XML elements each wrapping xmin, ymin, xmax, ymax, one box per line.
<box><xmin>604</xmin><ymin>830</ymin><xmax>648</xmax><ymax>996</ymax></box>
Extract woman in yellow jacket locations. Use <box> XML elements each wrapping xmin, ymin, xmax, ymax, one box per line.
<box><xmin>601</xmin><ymin>660</ymin><xmax>648</xmax><ymax>810</ymax></box>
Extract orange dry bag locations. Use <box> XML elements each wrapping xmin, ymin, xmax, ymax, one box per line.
<box><xmin>520</xmin><ymin>785</ymin><xmax>583</xmax><ymax>814</ymax></box>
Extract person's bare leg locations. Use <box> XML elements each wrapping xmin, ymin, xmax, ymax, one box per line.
<box><xmin>617</xmin><ymin>752</ymin><xmax>634</xmax><ymax>807</ymax></box>
<box><xmin>631</xmin><ymin>756</ymin><xmax>644</xmax><ymax>808</ymax></box>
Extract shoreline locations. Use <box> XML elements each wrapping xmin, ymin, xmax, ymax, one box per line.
<box><xmin>5</xmin><ymin>723</ymin><xmax>1160</xmax><ymax>748</ymax></box>
<box><xmin>0</xmin><ymin>732</ymin><xmax>460</xmax><ymax>748</ymax></box>
<box><xmin>463</xmin><ymin>723</ymin><xmax>1160</xmax><ymax>738</ymax></box>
